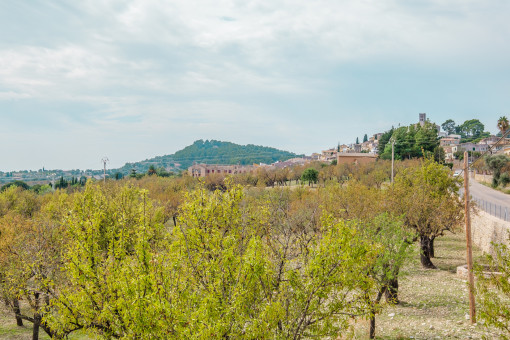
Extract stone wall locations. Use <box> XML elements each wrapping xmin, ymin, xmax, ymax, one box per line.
<box><xmin>474</xmin><ymin>174</ymin><xmax>493</xmax><ymax>184</ymax></box>
<box><xmin>471</xmin><ymin>210</ymin><xmax>510</xmax><ymax>254</ymax></box>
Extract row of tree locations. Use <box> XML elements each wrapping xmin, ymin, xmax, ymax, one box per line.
<box><xmin>0</xmin><ymin>158</ymin><xmax>470</xmax><ymax>339</ymax></box>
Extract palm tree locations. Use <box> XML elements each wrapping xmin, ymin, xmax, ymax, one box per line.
<box><xmin>497</xmin><ymin>116</ymin><xmax>509</xmax><ymax>136</ymax></box>
<box><xmin>147</xmin><ymin>165</ymin><xmax>157</xmax><ymax>176</ymax></box>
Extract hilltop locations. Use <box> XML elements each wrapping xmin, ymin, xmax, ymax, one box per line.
<box><xmin>116</xmin><ymin>139</ymin><xmax>301</xmax><ymax>173</ymax></box>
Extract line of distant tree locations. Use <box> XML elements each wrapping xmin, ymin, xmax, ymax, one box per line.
<box><xmin>377</xmin><ymin>121</ymin><xmax>442</xmax><ymax>162</ymax></box>
<box><xmin>441</xmin><ymin>118</ymin><xmax>490</xmax><ymax>143</ymax></box>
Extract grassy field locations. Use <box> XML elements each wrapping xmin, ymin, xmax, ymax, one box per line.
<box><xmin>0</xmin><ymin>231</ymin><xmax>504</xmax><ymax>339</ymax></box>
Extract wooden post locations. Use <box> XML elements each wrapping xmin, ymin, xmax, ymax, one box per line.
<box><xmin>464</xmin><ymin>151</ymin><xmax>476</xmax><ymax>323</ymax></box>
<box><xmin>391</xmin><ymin>138</ymin><xmax>395</xmax><ymax>184</ymax></box>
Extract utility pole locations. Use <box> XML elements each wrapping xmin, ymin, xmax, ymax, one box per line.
<box><xmin>391</xmin><ymin>138</ymin><xmax>395</xmax><ymax>184</ymax></box>
<box><xmin>464</xmin><ymin>151</ymin><xmax>476</xmax><ymax>324</ymax></box>
<box><xmin>102</xmin><ymin>157</ymin><xmax>109</xmax><ymax>184</ymax></box>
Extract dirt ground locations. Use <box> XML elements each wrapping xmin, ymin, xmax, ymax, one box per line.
<box><xmin>351</xmin><ymin>231</ymin><xmax>503</xmax><ymax>339</ymax></box>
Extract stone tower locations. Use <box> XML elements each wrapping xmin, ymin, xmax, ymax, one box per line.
<box><xmin>419</xmin><ymin>113</ymin><xmax>426</xmax><ymax>126</ymax></box>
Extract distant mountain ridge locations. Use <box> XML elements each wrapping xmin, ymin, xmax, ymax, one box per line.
<box><xmin>117</xmin><ymin>140</ymin><xmax>302</xmax><ymax>173</ymax></box>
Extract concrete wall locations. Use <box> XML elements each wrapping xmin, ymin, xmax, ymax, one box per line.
<box><xmin>471</xmin><ymin>210</ymin><xmax>510</xmax><ymax>254</ymax></box>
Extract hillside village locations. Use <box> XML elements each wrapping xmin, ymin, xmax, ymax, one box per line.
<box><xmin>189</xmin><ymin>113</ymin><xmax>505</xmax><ymax>178</ymax></box>
<box><xmin>1</xmin><ymin>113</ymin><xmax>506</xmax><ymax>185</ymax></box>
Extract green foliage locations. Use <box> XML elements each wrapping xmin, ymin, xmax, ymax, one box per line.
<box><xmin>360</xmin><ymin>213</ymin><xmax>413</xmax><ymax>337</ymax></box>
<box><xmin>440</xmin><ymin>118</ymin><xmax>490</xmax><ymax>143</ymax></box>
<box><xmin>43</xmin><ymin>182</ymin><xmax>382</xmax><ymax>339</ymax></box>
<box><xmin>0</xmin><ymin>159</ymin><xmax>472</xmax><ymax>339</ymax></box>
<box><xmin>380</xmin><ymin>122</ymin><xmax>438</xmax><ymax>160</ymax></box>
<box><xmin>441</xmin><ymin>119</ymin><xmax>456</xmax><ymax>135</ymax></box>
<box><xmin>498</xmin><ymin>116</ymin><xmax>509</xmax><ymax>135</ymax></box>
<box><xmin>147</xmin><ymin>164</ymin><xmax>157</xmax><ymax>175</ymax></box>
<box><xmin>156</xmin><ymin>167</ymin><xmax>173</xmax><ymax>177</ymax></box>
<box><xmin>1</xmin><ymin>180</ymin><xmax>29</xmax><ymax>192</ymax></box>
<box><xmin>500</xmin><ymin>173</ymin><xmax>510</xmax><ymax>187</ymax></box>
<box><xmin>0</xmin><ymin>186</ymin><xmax>40</xmax><ymax>218</ymax></box>
<box><xmin>475</xmin><ymin>240</ymin><xmax>510</xmax><ymax>339</ymax></box>
<box><xmin>301</xmin><ymin>168</ymin><xmax>319</xmax><ymax>185</ymax></box>
<box><xmin>388</xmin><ymin>159</ymin><xmax>463</xmax><ymax>268</ymax></box>
<box><xmin>378</xmin><ymin>127</ymin><xmax>394</xmax><ymax>157</ymax></box>
<box><xmin>30</xmin><ymin>183</ymin><xmax>53</xmax><ymax>194</ymax></box>
<box><xmin>118</xmin><ymin>140</ymin><xmax>301</xmax><ymax>173</ymax></box>
<box><xmin>0</xmin><ymin>187</ymin><xmax>67</xmax><ymax>338</ymax></box>
<box><xmin>45</xmin><ymin>183</ymin><xmax>170</xmax><ymax>339</ymax></box>
<box><xmin>433</xmin><ymin>146</ymin><xmax>445</xmax><ymax>164</ymax></box>
<box><xmin>457</xmin><ymin>119</ymin><xmax>485</xmax><ymax>138</ymax></box>
<box><xmin>363</xmin><ymin>134</ymin><xmax>368</xmax><ymax>143</ymax></box>
<box><xmin>53</xmin><ymin>176</ymin><xmax>84</xmax><ymax>189</ymax></box>
<box><xmin>485</xmin><ymin>154</ymin><xmax>510</xmax><ymax>187</ymax></box>
<box><xmin>172</xmin><ymin>184</ymin><xmax>378</xmax><ymax>338</ymax></box>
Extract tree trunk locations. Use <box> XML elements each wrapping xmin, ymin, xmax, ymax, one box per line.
<box><xmin>369</xmin><ymin>312</ymin><xmax>376</xmax><ymax>339</ymax></box>
<box><xmin>429</xmin><ymin>236</ymin><xmax>435</xmax><ymax>258</ymax></box>
<box><xmin>32</xmin><ymin>293</ymin><xmax>40</xmax><ymax>340</ymax></box>
<box><xmin>420</xmin><ymin>235</ymin><xmax>437</xmax><ymax>269</ymax></box>
<box><xmin>13</xmin><ymin>299</ymin><xmax>23</xmax><ymax>326</ymax></box>
<box><xmin>385</xmin><ymin>278</ymin><xmax>399</xmax><ymax>304</ymax></box>
<box><xmin>369</xmin><ymin>288</ymin><xmax>385</xmax><ymax>339</ymax></box>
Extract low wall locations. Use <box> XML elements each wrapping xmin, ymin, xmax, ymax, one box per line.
<box><xmin>471</xmin><ymin>210</ymin><xmax>510</xmax><ymax>254</ymax></box>
<box><xmin>474</xmin><ymin>174</ymin><xmax>493</xmax><ymax>184</ymax></box>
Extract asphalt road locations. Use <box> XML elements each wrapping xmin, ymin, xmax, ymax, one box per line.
<box><xmin>469</xmin><ymin>179</ymin><xmax>510</xmax><ymax>208</ymax></box>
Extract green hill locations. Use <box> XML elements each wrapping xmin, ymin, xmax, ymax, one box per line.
<box><xmin>117</xmin><ymin>140</ymin><xmax>301</xmax><ymax>174</ymax></box>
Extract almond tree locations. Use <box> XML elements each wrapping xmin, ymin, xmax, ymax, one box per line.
<box><xmin>0</xmin><ymin>187</ymin><xmax>70</xmax><ymax>340</ymax></box>
<box><xmin>44</xmin><ymin>184</ymin><xmax>174</xmax><ymax>339</ymax></box>
<box><xmin>388</xmin><ymin>159</ymin><xmax>464</xmax><ymax>269</ymax></box>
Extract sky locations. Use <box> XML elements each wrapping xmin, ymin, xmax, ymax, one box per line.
<box><xmin>1</xmin><ymin>0</ymin><xmax>509</xmax><ymax>171</ymax></box>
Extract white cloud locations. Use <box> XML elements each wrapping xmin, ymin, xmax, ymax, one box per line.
<box><xmin>0</xmin><ymin>91</ymin><xmax>31</xmax><ymax>100</ymax></box>
<box><xmin>0</xmin><ymin>0</ymin><xmax>509</xmax><ymax>170</ymax></box>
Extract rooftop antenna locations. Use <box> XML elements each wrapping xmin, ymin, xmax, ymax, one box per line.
<box><xmin>101</xmin><ymin>157</ymin><xmax>109</xmax><ymax>183</ymax></box>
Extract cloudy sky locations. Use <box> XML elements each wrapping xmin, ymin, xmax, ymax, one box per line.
<box><xmin>1</xmin><ymin>0</ymin><xmax>509</xmax><ymax>171</ymax></box>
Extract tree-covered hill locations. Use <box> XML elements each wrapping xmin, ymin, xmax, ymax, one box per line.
<box><xmin>117</xmin><ymin>140</ymin><xmax>301</xmax><ymax>174</ymax></box>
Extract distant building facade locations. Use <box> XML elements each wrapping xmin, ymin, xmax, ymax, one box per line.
<box><xmin>188</xmin><ymin>164</ymin><xmax>254</xmax><ymax>178</ymax></box>
<box><xmin>454</xmin><ymin>143</ymin><xmax>489</xmax><ymax>153</ymax></box>
<box><xmin>337</xmin><ymin>153</ymin><xmax>378</xmax><ymax>165</ymax></box>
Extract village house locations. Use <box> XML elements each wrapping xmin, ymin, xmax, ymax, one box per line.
<box><xmin>188</xmin><ymin>163</ymin><xmax>254</xmax><ymax>178</ymax></box>
<box><xmin>337</xmin><ymin>152</ymin><xmax>378</xmax><ymax>165</ymax></box>
<box><xmin>454</xmin><ymin>143</ymin><xmax>489</xmax><ymax>153</ymax></box>
<box><xmin>439</xmin><ymin>138</ymin><xmax>460</xmax><ymax>147</ymax></box>
<box><xmin>321</xmin><ymin>148</ymin><xmax>337</xmax><ymax>161</ymax></box>
<box><xmin>442</xmin><ymin>145</ymin><xmax>455</xmax><ymax>162</ymax></box>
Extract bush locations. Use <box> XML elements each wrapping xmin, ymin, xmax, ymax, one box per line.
<box><xmin>500</xmin><ymin>172</ymin><xmax>510</xmax><ymax>187</ymax></box>
<box><xmin>1</xmin><ymin>180</ymin><xmax>30</xmax><ymax>192</ymax></box>
<box><xmin>476</xmin><ymin>240</ymin><xmax>510</xmax><ymax>338</ymax></box>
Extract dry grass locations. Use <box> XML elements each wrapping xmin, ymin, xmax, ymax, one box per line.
<box><xmin>351</xmin><ymin>231</ymin><xmax>503</xmax><ymax>339</ymax></box>
<box><xmin>0</xmin><ymin>304</ymin><xmax>89</xmax><ymax>340</ymax></box>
